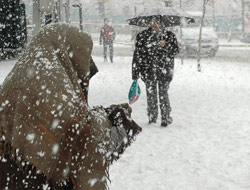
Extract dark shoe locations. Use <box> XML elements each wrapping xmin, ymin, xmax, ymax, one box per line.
<box><xmin>161</xmin><ymin>121</ymin><xmax>168</xmax><ymax>127</ymax></box>
<box><xmin>149</xmin><ymin>118</ymin><xmax>157</xmax><ymax>124</ymax></box>
<box><xmin>149</xmin><ymin>114</ymin><xmax>157</xmax><ymax>124</ymax></box>
<box><xmin>161</xmin><ymin>116</ymin><xmax>173</xmax><ymax>127</ymax></box>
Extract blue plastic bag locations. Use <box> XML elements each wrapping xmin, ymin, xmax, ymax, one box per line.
<box><xmin>128</xmin><ymin>80</ymin><xmax>141</xmax><ymax>105</ymax></box>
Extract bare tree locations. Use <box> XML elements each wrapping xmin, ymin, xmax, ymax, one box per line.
<box><xmin>96</xmin><ymin>0</ymin><xmax>105</xmax><ymax>18</ymax></box>
<box><xmin>228</xmin><ymin>0</ymin><xmax>240</xmax><ymax>42</ymax></box>
<box><xmin>197</xmin><ymin>0</ymin><xmax>209</xmax><ymax>72</ymax></box>
<box><xmin>64</xmin><ymin>0</ymin><xmax>71</xmax><ymax>23</ymax></box>
<box><xmin>241</xmin><ymin>0</ymin><xmax>245</xmax><ymax>38</ymax></box>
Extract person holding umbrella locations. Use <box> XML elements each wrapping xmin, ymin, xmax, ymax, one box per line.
<box><xmin>131</xmin><ymin>16</ymin><xmax>179</xmax><ymax>127</ymax></box>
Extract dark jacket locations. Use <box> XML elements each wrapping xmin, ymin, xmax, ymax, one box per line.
<box><xmin>100</xmin><ymin>25</ymin><xmax>116</xmax><ymax>43</ymax></box>
<box><xmin>132</xmin><ymin>27</ymin><xmax>179</xmax><ymax>82</ymax></box>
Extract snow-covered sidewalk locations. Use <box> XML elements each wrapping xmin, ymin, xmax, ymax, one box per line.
<box><xmin>1</xmin><ymin>56</ymin><xmax>250</xmax><ymax>190</ymax></box>
<box><xmin>88</xmin><ymin>57</ymin><xmax>250</xmax><ymax>190</ymax></box>
<box><xmin>219</xmin><ymin>38</ymin><xmax>250</xmax><ymax>47</ymax></box>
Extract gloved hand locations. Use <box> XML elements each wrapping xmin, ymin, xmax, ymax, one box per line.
<box><xmin>132</xmin><ymin>74</ymin><xmax>139</xmax><ymax>80</ymax></box>
<box><xmin>166</xmin><ymin>68</ymin><xmax>174</xmax><ymax>82</ymax></box>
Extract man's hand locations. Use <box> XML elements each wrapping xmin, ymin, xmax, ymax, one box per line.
<box><xmin>159</xmin><ymin>40</ymin><xmax>166</xmax><ymax>47</ymax></box>
<box><xmin>132</xmin><ymin>74</ymin><xmax>139</xmax><ymax>80</ymax></box>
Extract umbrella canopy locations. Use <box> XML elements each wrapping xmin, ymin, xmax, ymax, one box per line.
<box><xmin>127</xmin><ymin>7</ymin><xmax>195</xmax><ymax>27</ymax></box>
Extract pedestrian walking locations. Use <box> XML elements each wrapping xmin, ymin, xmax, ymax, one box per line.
<box><xmin>132</xmin><ymin>18</ymin><xmax>179</xmax><ymax>127</ymax></box>
<box><xmin>99</xmin><ymin>18</ymin><xmax>116</xmax><ymax>63</ymax></box>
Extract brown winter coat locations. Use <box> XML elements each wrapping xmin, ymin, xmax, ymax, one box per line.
<box><xmin>0</xmin><ymin>23</ymin><xmax>141</xmax><ymax>189</ymax></box>
<box><xmin>0</xmin><ymin>23</ymin><xmax>93</xmax><ymax>184</ymax></box>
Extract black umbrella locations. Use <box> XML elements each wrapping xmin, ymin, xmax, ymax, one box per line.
<box><xmin>127</xmin><ymin>7</ymin><xmax>195</xmax><ymax>27</ymax></box>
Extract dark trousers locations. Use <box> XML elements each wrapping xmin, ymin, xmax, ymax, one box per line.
<box><xmin>103</xmin><ymin>41</ymin><xmax>113</xmax><ymax>62</ymax></box>
<box><xmin>145</xmin><ymin>79</ymin><xmax>171</xmax><ymax>122</ymax></box>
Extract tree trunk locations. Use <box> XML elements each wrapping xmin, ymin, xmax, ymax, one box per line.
<box><xmin>197</xmin><ymin>0</ymin><xmax>208</xmax><ymax>72</ymax></box>
<box><xmin>241</xmin><ymin>0</ymin><xmax>245</xmax><ymax>38</ymax></box>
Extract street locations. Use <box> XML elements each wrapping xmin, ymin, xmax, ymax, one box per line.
<box><xmin>92</xmin><ymin>40</ymin><xmax>250</xmax><ymax>63</ymax></box>
<box><xmin>215</xmin><ymin>47</ymin><xmax>250</xmax><ymax>62</ymax></box>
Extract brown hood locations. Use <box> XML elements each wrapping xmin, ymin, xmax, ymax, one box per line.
<box><xmin>0</xmin><ymin>23</ymin><xmax>93</xmax><ymax>182</ymax></box>
<box><xmin>0</xmin><ymin>23</ymin><xmax>141</xmax><ymax>190</ymax></box>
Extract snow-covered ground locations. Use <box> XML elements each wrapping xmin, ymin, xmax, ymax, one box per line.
<box><xmin>1</xmin><ymin>56</ymin><xmax>250</xmax><ymax>190</ymax></box>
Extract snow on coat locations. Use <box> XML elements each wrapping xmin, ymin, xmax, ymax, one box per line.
<box><xmin>0</xmin><ymin>23</ymin><xmax>141</xmax><ymax>189</ymax></box>
<box><xmin>0</xmin><ymin>23</ymin><xmax>93</xmax><ymax>184</ymax></box>
<box><xmin>132</xmin><ymin>27</ymin><xmax>179</xmax><ymax>82</ymax></box>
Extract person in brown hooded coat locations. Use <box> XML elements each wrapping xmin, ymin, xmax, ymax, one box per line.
<box><xmin>0</xmin><ymin>23</ymin><xmax>141</xmax><ymax>190</ymax></box>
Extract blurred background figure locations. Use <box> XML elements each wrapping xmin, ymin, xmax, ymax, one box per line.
<box><xmin>99</xmin><ymin>18</ymin><xmax>116</xmax><ymax>63</ymax></box>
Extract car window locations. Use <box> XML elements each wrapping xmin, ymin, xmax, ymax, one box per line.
<box><xmin>189</xmin><ymin>17</ymin><xmax>201</xmax><ymax>27</ymax></box>
<box><xmin>187</xmin><ymin>17</ymin><xmax>210</xmax><ymax>28</ymax></box>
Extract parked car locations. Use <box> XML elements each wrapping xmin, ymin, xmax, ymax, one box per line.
<box><xmin>176</xmin><ymin>11</ymin><xmax>219</xmax><ymax>58</ymax></box>
<box><xmin>240</xmin><ymin>33</ymin><xmax>250</xmax><ymax>43</ymax></box>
